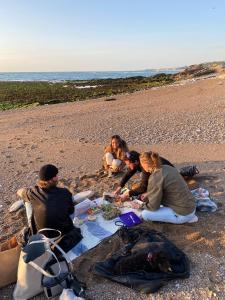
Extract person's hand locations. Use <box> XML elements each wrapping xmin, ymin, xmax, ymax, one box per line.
<box><xmin>140</xmin><ymin>193</ymin><xmax>149</xmax><ymax>202</ymax></box>
<box><xmin>113</xmin><ymin>187</ymin><xmax>122</xmax><ymax>196</ymax></box>
<box><xmin>17</xmin><ymin>188</ymin><xmax>26</xmax><ymax>198</ymax></box>
<box><xmin>119</xmin><ymin>192</ymin><xmax>130</xmax><ymax>202</ymax></box>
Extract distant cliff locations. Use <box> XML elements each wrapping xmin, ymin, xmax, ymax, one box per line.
<box><xmin>175</xmin><ymin>61</ymin><xmax>225</xmax><ymax>80</ymax></box>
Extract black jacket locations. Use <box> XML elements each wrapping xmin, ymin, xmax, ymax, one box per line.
<box><xmin>120</xmin><ymin>157</ymin><xmax>174</xmax><ymax>197</ymax></box>
<box><xmin>22</xmin><ymin>185</ymin><xmax>75</xmax><ymax>235</ymax></box>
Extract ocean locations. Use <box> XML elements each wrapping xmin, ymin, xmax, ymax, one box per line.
<box><xmin>0</xmin><ymin>70</ymin><xmax>180</xmax><ymax>82</ymax></box>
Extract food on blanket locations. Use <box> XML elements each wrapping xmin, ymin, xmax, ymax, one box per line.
<box><xmin>74</xmin><ymin>199</ymin><xmax>92</xmax><ymax>217</ymax></box>
<box><xmin>87</xmin><ymin>207</ymin><xmax>101</xmax><ymax>215</ymax></box>
<box><xmin>101</xmin><ymin>204</ymin><xmax>121</xmax><ymax>220</ymax></box>
<box><xmin>113</xmin><ymin>197</ymin><xmax>124</xmax><ymax>208</ymax></box>
<box><xmin>114</xmin><ymin>201</ymin><xmax>123</xmax><ymax>208</ymax></box>
<box><xmin>131</xmin><ymin>202</ymin><xmax>142</xmax><ymax>209</ymax></box>
<box><xmin>88</xmin><ymin>215</ymin><xmax>97</xmax><ymax>221</ymax></box>
<box><xmin>123</xmin><ymin>200</ymin><xmax>144</xmax><ymax>210</ymax></box>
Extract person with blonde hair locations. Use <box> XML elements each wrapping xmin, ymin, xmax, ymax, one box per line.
<box><xmin>139</xmin><ymin>152</ymin><xmax>198</xmax><ymax>224</ymax></box>
<box><xmin>114</xmin><ymin>150</ymin><xmax>174</xmax><ymax>199</ymax></box>
<box><xmin>103</xmin><ymin>135</ymin><xmax>129</xmax><ymax>177</ymax></box>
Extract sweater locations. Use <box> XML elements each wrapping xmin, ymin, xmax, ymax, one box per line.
<box><xmin>120</xmin><ymin>156</ymin><xmax>174</xmax><ymax>197</ymax></box>
<box><xmin>21</xmin><ymin>185</ymin><xmax>75</xmax><ymax>234</ymax></box>
<box><xmin>146</xmin><ymin>165</ymin><xmax>195</xmax><ymax>216</ymax></box>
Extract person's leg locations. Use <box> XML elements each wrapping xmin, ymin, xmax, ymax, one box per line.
<box><xmin>57</xmin><ymin>227</ymin><xmax>83</xmax><ymax>253</ymax></box>
<box><xmin>105</xmin><ymin>152</ymin><xmax>114</xmax><ymax>166</ymax></box>
<box><xmin>141</xmin><ymin>207</ymin><xmax>198</xmax><ymax>224</ymax></box>
<box><xmin>111</xmin><ymin>159</ymin><xmax>122</xmax><ymax>172</ymax></box>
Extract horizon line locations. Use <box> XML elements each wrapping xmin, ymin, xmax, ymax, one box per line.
<box><xmin>0</xmin><ymin>67</ymin><xmax>186</xmax><ymax>73</ymax></box>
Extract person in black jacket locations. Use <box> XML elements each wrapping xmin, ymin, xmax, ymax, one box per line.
<box><xmin>114</xmin><ymin>151</ymin><xmax>174</xmax><ymax>200</ymax></box>
<box><xmin>17</xmin><ymin>164</ymin><xmax>82</xmax><ymax>252</ymax></box>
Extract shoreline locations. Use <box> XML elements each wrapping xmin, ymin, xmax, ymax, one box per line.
<box><xmin>0</xmin><ymin>69</ymin><xmax>181</xmax><ymax>82</ymax></box>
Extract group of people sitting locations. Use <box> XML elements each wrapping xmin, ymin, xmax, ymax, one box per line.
<box><xmin>3</xmin><ymin>135</ymin><xmax>198</xmax><ymax>256</ymax></box>
<box><xmin>103</xmin><ymin>135</ymin><xmax>198</xmax><ymax>224</ymax></box>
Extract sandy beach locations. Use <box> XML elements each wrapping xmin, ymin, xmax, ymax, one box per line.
<box><xmin>1</xmin><ymin>75</ymin><xmax>225</xmax><ymax>299</ymax></box>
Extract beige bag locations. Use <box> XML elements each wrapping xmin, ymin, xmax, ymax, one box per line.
<box><xmin>0</xmin><ymin>245</ymin><xmax>21</xmax><ymax>288</ymax></box>
<box><xmin>13</xmin><ymin>250</ymin><xmax>52</xmax><ymax>300</ymax></box>
<box><xmin>13</xmin><ymin>228</ymin><xmax>66</xmax><ymax>300</ymax></box>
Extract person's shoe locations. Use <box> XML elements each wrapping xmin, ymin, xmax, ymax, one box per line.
<box><xmin>188</xmin><ymin>215</ymin><xmax>198</xmax><ymax>223</ymax></box>
<box><xmin>108</xmin><ymin>170</ymin><xmax>113</xmax><ymax>178</ymax></box>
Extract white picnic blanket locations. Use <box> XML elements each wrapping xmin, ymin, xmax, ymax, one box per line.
<box><xmin>67</xmin><ymin>197</ymin><xmax>141</xmax><ymax>261</ymax></box>
<box><xmin>68</xmin><ymin>189</ymin><xmax>218</xmax><ymax>261</ymax></box>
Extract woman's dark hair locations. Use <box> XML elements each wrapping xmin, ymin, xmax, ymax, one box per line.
<box><xmin>124</xmin><ymin>151</ymin><xmax>140</xmax><ymax>163</ymax></box>
<box><xmin>111</xmin><ymin>135</ymin><xmax>122</xmax><ymax>143</ymax></box>
<box><xmin>111</xmin><ymin>135</ymin><xmax>121</xmax><ymax>140</ymax></box>
<box><xmin>110</xmin><ymin>135</ymin><xmax>126</xmax><ymax>148</ymax></box>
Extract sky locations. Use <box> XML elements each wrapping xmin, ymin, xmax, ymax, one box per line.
<box><xmin>0</xmin><ymin>0</ymin><xmax>224</xmax><ymax>71</ymax></box>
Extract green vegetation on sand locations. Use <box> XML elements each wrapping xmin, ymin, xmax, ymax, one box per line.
<box><xmin>1</xmin><ymin>61</ymin><xmax>224</xmax><ymax>111</ymax></box>
<box><xmin>0</xmin><ymin>74</ymin><xmax>174</xmax><ymax>110</ymax></box>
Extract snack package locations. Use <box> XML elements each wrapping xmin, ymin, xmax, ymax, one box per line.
<box><xmin>123</xmin><ymin>199</ymin><xmax>144</xmax><ymax>210</ymax></box>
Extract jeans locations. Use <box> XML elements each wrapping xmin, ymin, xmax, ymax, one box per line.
<box><xmin>105</xmin><ymin>152</ymin><xmax>122</xmax><ymax>171</ymax></box>
<box><xmin>141</xmin><ymin>207</ymin><xmax>198</xmax><ymax>224</ymax></box>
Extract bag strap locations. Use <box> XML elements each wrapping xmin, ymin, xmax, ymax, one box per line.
<box><xmin>26</xmin><ymin>228</ymin><xmax>73</xmax><ymax>276</ymax></box>
<box><xmin>38</xmin><ymin>228</ymin><xmax>62</xmax><ymax>242</ymax></box>
<box><xmin>115</xmin><ymin>220</ymin><xmax>125</xmax><ymax>227</ymax></box>
<box><xmin>28</xmin><ymin>248</ymin><xmax>61</xmax><ymax>278</ymax></box>
<box><xmin>26</xmin><ymin>228</ymin><xmax>64</xmax><ymax>277</ymax></box>
<box><xmin>49</xmin><ymin>239</ymin><xmax>73</xmax><ymax>272</ymax></box>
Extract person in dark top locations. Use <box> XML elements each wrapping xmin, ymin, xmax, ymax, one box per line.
<box><xmin>17</xmin><ymin>164</ymin><xmax>82</xmax><ymax>252</ymax></box>
<box><xmin>114</xmin><ymin>151</ymin><xmax>174</xmax><ymax>200</ymax></box>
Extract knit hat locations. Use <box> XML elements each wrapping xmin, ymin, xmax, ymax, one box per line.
<box><xmin>39</xmin><ymin>164</ymin><xmax>58</xmax><ymax>181</ymax></box>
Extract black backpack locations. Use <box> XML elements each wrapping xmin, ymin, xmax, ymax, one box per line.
<box><xmin>179</xmin><ymin>165</ymin><xmax>199</xmax><ymax>178</ymax></box>
<box><xmin>92</xmin><ymin>227</ymin><xmax>190</xmax><ymax>293</ymax></box>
